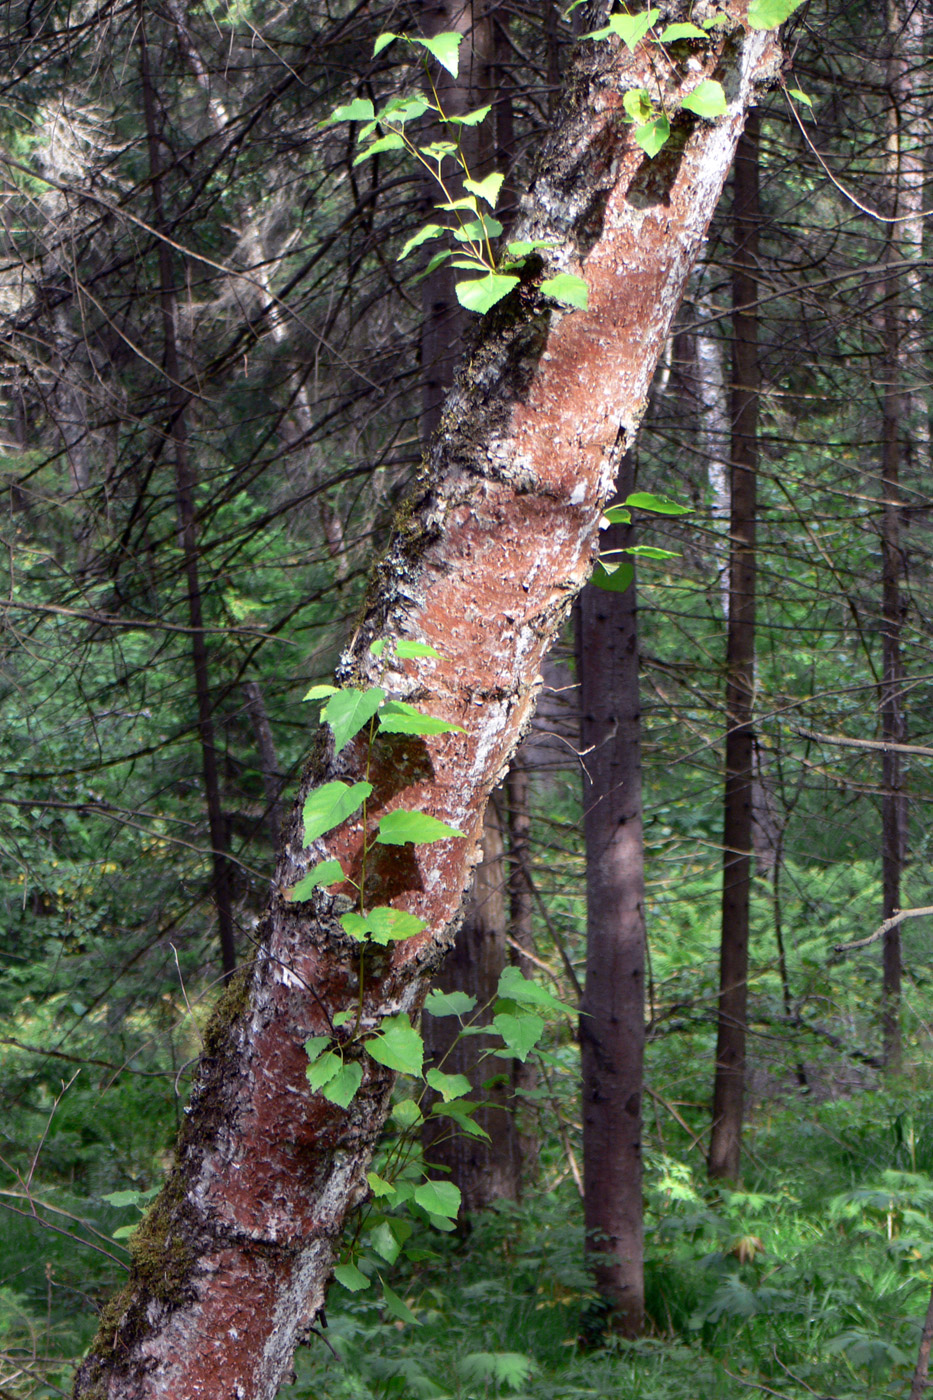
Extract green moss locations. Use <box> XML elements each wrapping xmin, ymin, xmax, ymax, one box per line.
<box><xmin>201</xmin><ymin>960</ymin><xmax>253</xmax><ymax>1059</ymax></box>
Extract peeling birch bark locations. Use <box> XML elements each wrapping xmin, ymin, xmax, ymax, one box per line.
<box><xmin>74</xmin><ymin>10</ymin><xmax>780</xmax><ymax>1398</ymax></box>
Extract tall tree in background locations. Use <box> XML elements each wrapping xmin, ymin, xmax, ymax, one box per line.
<box><xmin>72</xmin><ymin>14</ymin><xmax>780</xmax><ymax>1396</ymax></box>
<box><xmin>709</xmin><ymin>111</ymin><xmax>761</xmax><ymax>1182</ymax></box>
<box><xmin>578</xmin><ymin>454</ymin><xmax>646</xmax><ymax>1336</ymax></box>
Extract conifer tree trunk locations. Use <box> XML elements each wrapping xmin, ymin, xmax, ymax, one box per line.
<box><xmin>578</xmin><ymin>456</ymin><xmax>645</xmax><ymax>1336</ymax></box>
<box><xmin>74</xmin><ymin>17</ymin><xmax>780</xmax><ymax>1397</ymax></box>
<box><xmin>708</xmin><ymin>110</ymin><xmax>760</xmax><ymax>1182</ymax></box>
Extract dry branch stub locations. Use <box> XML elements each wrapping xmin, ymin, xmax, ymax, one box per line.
<box><xmin>74</xmin><ymin>11</ymin><xmax>780</xmax><ymax>1399</ymax></box>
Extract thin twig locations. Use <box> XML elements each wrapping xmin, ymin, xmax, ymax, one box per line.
<box><xmin>835</xmin><ymin>906</ymin><xmax>933</xmax><ymax>954</ymax></box>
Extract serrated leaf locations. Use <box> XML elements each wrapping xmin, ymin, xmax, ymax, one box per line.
<box><xmin>681</xmin><ymin>79</ymin><xmax>727</xmax><ymax>119</ymax></box>
<box><xmin>353</xmin><ymin>133</ymin><xmax>405</xmax><ymax>165</ymax></box>
<box><xmin>748</xmin><ymin>0</ymin><xmax>805</xmax><ymax>26</ymax></box>
<box><xmin>334</xmin><ymin>1262</ymin><xmax>370</xmax><ymax>1292</ymax></box>
<box><xmin>287</xmin><ymin>859</ymin><xmax>346</xmax><ymax>901</ymax></box>
<box><xmin>424</xmin><ymin>988</ymin><xmax>478</xmax><ymax>1017</ymax></box>
<box><xmin>625</xmin><ymin>491</ymin><xmax>691</xmax><ymax>515</ymax></box>
<box><xmin>367</xmin><ymin>1014</ymin><xmax>424</xmax><ymax>1076</ymax></box>
<box><xmin>326</xmin><ymin>98</ymin><xmax>375</xmax><ymax>125</ymax></box>
<box><xmin>302</xmin><ymin>780</ymin><xmax>372</xmax><ymax>845</ymax></box>
<box><xmin>380</xmin><ymin>1278</ymin><xmax>420</xmax><ymax>1324</ymax></box>
<box><xmin>303</xmin><ymin>683</ymin><xmax>338</xmax><ymax>701</ymax></box>
<box><xmin>377</xmin><ymin>700</ymin><xmax>465</xmax><ymax>737</ymax></box>
<box><xmin>411</xmin><ymin>249</ymin><xmax>454</xmax><ymax>284</ymax></box>
<box><xmin>623</xmin><ymin>88</ymin><xmax>654</xmax><ymax>125</ymax></box>
<box><xmin>305</xmin><ymin>1035</ymin><xmax>331</xmax><ymax>1061</ymax></box>
<box><xmin>539</xmin><ymin>273</ymin><xmax>589</xmax><ymax>310</ymax></box>
<box><xmin>322</xmin><ymin>1062</ymin><xmax>363</xmax><ymax>1108</ymax></box>
<box><xmin>333</xmin><ymin>1010</ymin><xmax>355</xmax><ymax>1028</ymax></box>
<box><xmin>634</xmin><ymin>114</ymin><xmax>670</xmax><ymax>158</ymax></box>
<box><xmin>376</xmin><ymin>809</ymin><xmax>465</xmax><ymax>845</ymax></box>
<box><xmin>367</xmin><ymin>1171</ymin><xmax>397</xmax><ymax>1198</ymax></box>
<box><xmin>464</xmin><ymin>172</ymin><xmax>505</xmax><ymax>208</ymax></box>
<box><xmin>788</xmin><ymin>86</ymin><xmax>812</xmax><ymax>106</ymax></box>
<box><xmin>622</xmin><ymin>544</ymin><xmax>680</xmax><ymax>559</ymax></box>
<box><xmin>497</xmin><ymin>965</ymin><xmax>575</xmax><ymax>1015</ymax></box>
<box><xmin>447</xmin><ymin>104</ymin><xmax>491</xmax><ymax>126</ymax></box>
<box><xmin>307</xmin><ymin>1049</ymin><xmax>343</xmax><ymax>1092</ymax></box>
<box><xmin>426</xmin><ymin>1068</ymin><xmax>472</xmax><ymax>1101</ymax></box>
<box><xmin>321</xmin><ymin>686</ymin><xmax>385</xmax><ymax>753</ymax></box>
<box><xmin>413</xmin><ymin>31</ymin><xmax>463</xmax><ymax>76</ymax></box>
<box><xmin>432</xmin><ymin>1100</ymin><xmax>491</xmax><ymax>1139</ymax></box>
<box><xmin>369</xmin><ymin>638</ymin><xmax>386</xmax><ymax>656</ymax></box>
<box><xmin>341</xmin><ymin>905</ymin><xmax>426</xmax><ymax>944</ymax></box>
<box><xmin>370</xmin><ymin>1220</ymin><xmax>401</xmax><ymax>1264</ymax></box>
<box><xmin>378</xmin><ymin>94</ymin><xmax>431</xmax><ymax>125</ymax></box>
<box><xmin>373</xmin><ymin>31</ymin><xmax>397</xmax><ymax>55</ymax></box>
<box><xmin>398</xmin><ymin>223</ymin><xmax>445</xmax><ymax>262</ymax></box>
<box><xmin>507</xmin><ymin>238</ymin><xmax>555</xmax><ymax>256</ymax></box>
<box><xmin>419</xmin><ymin>140</ymin><xmax>459</xmax><ymax>162</ymax></box>
<box><xmin>591</xmin><ymin>560</ymin><xmax>635</xmax><ymax>592</ymax></box>
<box><xmin>602</xmin><ymin>506</ymin><xmax>632</xmax><ymax>525</ymax></box>
<box><xmin>453</xmin><ymin>217</ymin><xmax>504</xmax><ymax>242</ymax></box>
<box><xmin>455</xmin><ymin>273</ymin><xmax>519</xmax><ymax>314</ymax></box>
<box><xmin>659</xmin><ymin>21</ymin><xmax>706</xmax><ymax>40</ymax></box>
<box><xmin>391</xmin><ymin>1097</ymin><xmax>424</xmax><ymax>1128</ymax></box>
<box><xmin>415</xmin><ymin>1179</ymin><xmax>462</xmax><ymax>1218</ymax></box>
<box><xmin>395</xmin><ymin>639</ymin><xmax>441</xmax><ymax>658</ymax></box>
<box><xmin>492</xmin><ymin>1011</ymin><xmax>545</xmax><ymax>1061</ymax></box>
<box><xmin>437</xmin><ymin>195</ymin><xmax>480</xmax><ymax>213</ymax></box>
<box><xmin>586</xmin><ymin>7</ymin><xmax>658</xmax><ymax>47</ymax></box>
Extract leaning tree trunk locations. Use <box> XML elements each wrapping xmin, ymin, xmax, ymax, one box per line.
<box><xmin>579</xmin><ymin>455</ymin><xmax>646</xmax><ymax>1336</ymax></box>
<box><xmin>708</xmin><ymin>110</ymin><xmax>761</xmax><ymax>1183</ymax></box>
<box><xmin>75</xmin><ymin>14</ymin><xmax>780</xmax><ymax>1399</ymax></box>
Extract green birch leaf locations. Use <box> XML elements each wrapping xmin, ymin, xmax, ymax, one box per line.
<box><xmin>659</xmin><ymin>21</ymin><xmax>706</xmax><ymax>40</ymax></box>
<box><xmin>398</xmin><ymin>224</ymin><xmax>444</xmax><ymax>262</ymax></box>
<box><xmin>411</xmin><ymin>249</ymin><xmax>454</xmax><ymax>284</ymax></box>
<box><xmin>426</xmin><ymin>1068</ymin><xmax>472</xmax><ymax>1101</ymax></box>
<box><xmin>333</xmin><ymin>1010</ymin><xmax>355</xmax><ymax>1028</ymax></box>
<box><xmin>425</xmin><ymin>988</ymin><xmax>477</xmax><ymax>1017</ymax></box>
<box><xmin>437</xmin><ymin>196</ymin><xmax>480</xmax><ymax>213</ymax></box>
<box><xmin>353</xmin><ymin>133</ymin><xmax>405</xmax><ymax>165</ymax></box>
<box><xmin>373</xmin><ymin>31</ymin><xmax>397</xmax><ymax>55</ymax></box>
<box><xmin>455</xmin><ymin>273</ymin><xmax>519</xmax><ymax>314</ymax></box>
<box><xmin>453</xmin><ymin>217</ymin><xmax>504</xmax><ymax>242</ymax></box>
<box><xmin>492</xmin><ymin>1011</ymin><xmax>545</xmax><ymax>1060</ymax></box>
<box><xmin>625</xmin><ymin>491</ymin><xmax>691</xmax><ymax>514</ymax></box>
<box><xmin>395</xmin><ymin>640</ymin><xmax>441</xmax><ymax>658</ymax></box>
<box><xmin>622</xmin><ymin>544</ymin><xmax>680</xmax><ymax>559</ymax></box>
<box><xmin>370</xmin><ymin>1220</ymin><xmax>401</xmax><ymax>1264</ymax></box>
<box><xmin>539</xmin><ymin>273</ymin><xmax>589</xmax><ymax>309</ymax></box>
<box><xmin>367</xmin><ymin>1171</ymin><xmax>397</xmax><ymax>1198</ymax></box>
<box><xmin>305</xmin><ymin>1036</ymin><xmax>331</xmax><ymax>1061</ymax></box>
<box><xmin>380</xmin><ymin>1279</ymin><xmax>420</xmax><ymax>1324</ymax></box>
<box><xmin>413</xmin><ymin>31</ymin><xmax>463</xmax><ymax>76</ymax></box>
<box><xmin>369</xmin><ymin>638</ymin><xmax>386</xmax><ymax>656</ymax></box>
<box><xmin>378</xmin><ymin>94</ymin><xmax>431</xmax><ymax>125</ymax></box>
<box><xmin>497</xmin><ymin>965</ymin><xmax>575</xmax><ymax>1015</ymax></box>
<box><xmin>302</xmin><ymin>780</ymin><xmax>372</xmax><ymax>845</ymax></box>
<box><xmin>303</xmin><ymin>683</ymin><xmax>338</xmax><ymax>701</ymax></box>
<box><xmin>376</xmin><ymin>809</ymin><xmax>465</xmax><ymax>845</ymax></box>
<box><xmin>586</xmin><ymin>8</ymin><xmax>658</xmax><ymax>47</ymax></box>
<box><xmin>391</xmin><ymin>1097</ymin><xmax>424</xmax><ymax>1128</ymax></box>
<box><xmin>634</xmin><ymin>114</ymin><xmax>671</xmax><ymax>158</ymax></box>
<box><xmin>431</xmin><ymin>1100</ymin><xmax>491</xmax><ymax>1139</ymax></box>
<box><xmin>341</xmin><ymin>905</ymin><xmax>426</xmax><ymax>945</ymax></box>
<box><xmin>602</xmin><ymin>506</ymin><xmax>632</xmax><ymax>524</ymax></box>
<box><xmin>321</xmin><ymin>1062</ymin><xmax>363</xmax><ymax>1108</ymax></box>
<box><xmin>287</xmin><ymin>859</ymin><xmax>346</xmax><ymax>901</ymax></box>
<box><xmin>414</xmin><ymin>1179</ymin><xmax>462</xmax><ymax>1218</ymax></box>
<box><xmin>591</xmin><ymin>561</ymin><xmax>634</xmax><ymax>593</ymax></box>
<box><xmin>377</xmin><ymin>700</ymin><xmax>465</xmax><ymax>737</ymax></box>
<box><xmin>419</xmin><ymin>141</ymin><xmax>459</xmax><ymax>162</ymax></box>
<box><xmin>788</xmin><ymin>86</ymin><xmax>813</xmax><ymax>106</ymax></box>
<box><xmin>748</xmin><ymin>0</ymin><xmax>806</xmax><ymax>26</ymax></box>
<box><xmin>321</xmin><ymin>686</ymin><xmax>385</xmax><ymax>753</ymax></box>
<box><xmin>307</xmin><ymin>1050</ymin><xmax>343</xmax><ymax>1092</ymax></box>
<box><xmin>326</xmin><ymin>98</ymin><xmax>375</xmax><ymax>125</ymax></box>
<box><xmin>464</xmin><ymin>172</ymin><xmax>505</xmax><ymax>207</ymax></box>
<box><xmin>507</xmin><ymin>239</ymin><xmax>555</xmax><ymax>256</ymax></box>
<box><xmin>623</xmin><ymin>88</ymin><xmax>654</xmax><ymax>125</ymax></box>
<box><xmin>334</xmin><ymin>1262</ymin><xmax>370</xmax><ymax>1292</ymax></box>
<box><xmin>446</xmin><ymin>104</ymin><xmax>491</xmax><ymax>126</ymax></box>
<box><xmin>681</xmin><ymin>80</ymin><xmax>727</xmax><ymax>119</ymax></box>
<box><xmin>366</xmin><ymin>1014</ymin><xmax>424</xmax><ymax>1076</ymax></box>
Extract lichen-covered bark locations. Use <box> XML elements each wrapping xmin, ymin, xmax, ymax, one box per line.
<box><xmin>75</xmin><ymin>9</ymin><xmax>780</xmax><ymax>1398</ymax></box>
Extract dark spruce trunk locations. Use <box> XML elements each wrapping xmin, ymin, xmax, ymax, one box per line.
<box><xmin>708</xmin><ymin>111</ymin><xmax>760</xmax><ymax>1183</ymax></box>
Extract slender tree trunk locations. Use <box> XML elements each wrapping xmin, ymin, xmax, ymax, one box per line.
<box><xmin>578</xmin><ymin>456</ymin><xmax>645</xmax><ymax>1336</ymax></box>
<box><xmin>879</xmin><ymin>0</ymin><xmax>923</xmax><ymax>1075</ymax></box>
<box><xmin>505</xmin><ymin>752</ymin><xmax>539</xmax><ymax>1181</ymax></box>
<box><xmin>139</xmin><ymin>4</ymin><xmax>237</xmax><ymax>980</ymax></box>
<box><xmin>911</xmin><ymin>1277</ymin><xmax>933</xmax><ymax>1400</ymax></box>
<box><xmin>242</xmin><ymin>681</ymin><xmax>285</xmax><ymax>850</ymax></box>
<box><xmin>709</xmin><ymin>110</ymin><xmax>760</xmax><ymax>1183</ymax></box>
<box><xmin>74</xmin><ymin>20</ymin><xmax>780</xmax><ymax>1397</ymax></box>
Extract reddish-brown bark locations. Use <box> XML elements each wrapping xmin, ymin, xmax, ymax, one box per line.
<box><xmin>75</xmin><ymin>12</ymin><xmax>780</xmax><ymax>1398</ymax></box>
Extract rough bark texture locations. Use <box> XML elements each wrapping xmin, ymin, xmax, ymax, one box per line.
<box><xmin>579</xmin><ymin>468</ymin><xmax>646</xmax><ymax>1337</ymax></box>
<box><xmin>75</xmin><ymin>12</ymin><xmax>779</xmax><ymax>1398</ymax></box>
<box><xmin>708</xmin><ymin>111</ymin><xmax>760</xmax><ymax>1183</ymax></box>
